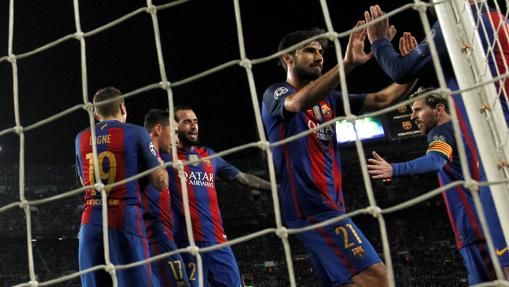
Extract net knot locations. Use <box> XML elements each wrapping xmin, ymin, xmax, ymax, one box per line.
<box><xmin>366</xmin><ymin>206</ymin><xmax>382</xmax><ymax>218</ymax></box>
<box><xmin>19</xmin><ymin>200</ymin><xmax>29</xmax><ymax>210</ymax></box>
<box><xmin>464</xmin><ymin>179</ymin><xmax>479</xmax><ymax>192</ymax></box>
<box><xmin>345</xmin><ymin>115</ymin><xmax>357</xmax><ymax>124</ymax></box>
<box><xmin>276</xmin><ymin>227</ymin><xmax>288</xmax><ymax>239</ymax></box>
<box><xmin>28</xmin><ymin>280</ymin><xmax>39</xmax><ymax>287</ymax></box>
<box><xmin>239</xmin><ymin>59</ymin><xmax>252</xmax><ymax>69</ymax></box>
<box><xmin>146</xmin><ymin>5</ymin><xmax>157</xmax><ymax>15</ymax></box>
<box><xmin>105</xmin><ymin>263</ymin><xmax>116</xmax><ymax>274</ymax></box>
<box><xmin>160</xmin><ymin>81</ymin><xmax>171</xmax><ymax>90</ymax></box>
<box><xmin>14</xmin><ymin>126</ymin><xmax>24</xmax><ymax>135</ymax></box>
<box><xmin>325</xmin><ymin>31</ymin><xmax>338</xmax><ymax>41</ymax></box>
<box><xmin>84</xmin><ymin>102</ymin><xmax>94</xmax><ymax>112</ymax></box>
<box><xmin>187</xmin><ymin>245</ymin><xmax>199</xmax><ymax>255</ymax></box>
<box><xmin>7</xmin><ymin>54</ymin><xmax>16</xmax><ymax>64</ymax></box>
<box><xmin>95</xmin><ymin>182</ymin><xmax>105</xmax><ymax>192</ymax></box>
<box><xmin>412</xmin><ymin>1</ymin><xmax>428</xmax><ymax>12</ymax></box>
<box><xmin>74</xmin><ymin>32</ymin><xmax>84</xmax><ymax>40</ymax></box>
<box><xmin>257</xmin><ymin>141</ymin><xmax>270</xmax><ymax>151</ymax></box>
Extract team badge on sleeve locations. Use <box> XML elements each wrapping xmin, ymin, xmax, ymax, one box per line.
<box><xmin>149</xmin><ymin>142</ymin><xmax>157</xmax><ymax>156</ymax></box>
<box><xmin>274</xmin><ymin>87</ymin><xmax>288</xmax><ymax>100</ymax></box>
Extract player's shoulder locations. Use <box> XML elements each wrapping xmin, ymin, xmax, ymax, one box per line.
<box><xmin>263</xmin><ymin>82</ymin><xmax>294</xmax><ymax>102</ymax></box>
<box><xmin>122</xmin><ymin>123</ymin><xmax>149</xmax><ymax>136</ymax></box>
<box><xmin>428</xmin><ymin>121</ymin><xmax>454</xmax><ymax>142</ymax></box>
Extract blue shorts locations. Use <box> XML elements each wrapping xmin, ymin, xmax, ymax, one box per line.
<box><xmin>460</xmin><ymin>241</ymin><xmax>496</xmax><ymax>285</ymax></box>
<box><xmin>286</xmin><ymin>211</ymin><xmax>382</xmax><ymax>286</ymax></box>
<box><xmin>149</xmin><ymin>238</ymin><xmax>190</xmax><ymax>287</ymax></box>
<box><xmin>176</xmin><ymin>240</ymin><xmax>242</xmax><ymax>287</ymax></box>
<box><xmin>79</xmin><ymin>224</ymin><xmax>158</xmax><ymax>287</ymax></box>
<box><xmin>480</xmin><ymin>188</ymin><xmax>509</xmax><ymax>267</ymax></box>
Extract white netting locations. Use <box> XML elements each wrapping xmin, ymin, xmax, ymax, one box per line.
<box><xmin>1</xmin><ymin>0</ymin><xmax>509</xmax><ymax>286</ymax></box>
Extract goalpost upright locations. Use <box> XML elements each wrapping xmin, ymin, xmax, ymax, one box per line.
<box><xmin>433</xmin><ymin>0</ymin><xmax>509</xmax><ymax>277</ymax></box>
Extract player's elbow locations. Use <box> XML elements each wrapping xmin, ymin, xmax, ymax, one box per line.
<box><xmin>284</xmin><ymin>97</ymin><xmax>306</xmax><ymax>113</ymax></box>
<box><xmin>149</xmin><ymin>168</ymin><xmax>169</xmax><ymax>191</ymax></box>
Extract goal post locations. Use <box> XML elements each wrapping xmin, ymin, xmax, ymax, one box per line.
<box><xmin>433</xmin><ymin>0</ymin><xmax>509</xmax><ymax>275</ymax></box>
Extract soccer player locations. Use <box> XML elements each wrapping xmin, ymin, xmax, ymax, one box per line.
<box><xmin>364</xmin><ymin>3</ymin><xmax>509</xmax><ymax>280</ymax></box>
<box><xmin>261</xmin><ymin>23</ymin><xmax>415</xmax><ymax>286</ymax></box>
<box><xmin>170</xmin><ymin>105</ymin><xmax>272</xmax><ymax>287</ymax></box>
<box><xmin>143</xmin><ymin>109</ymin><xmax>190</xmax><ymax>287</ymax></box>
<box><xmin>367</xmin><ymin>89</ymin><xmax>506</xmax><ymax>284</ymax></box>
<box><xmin>75</xmin><ymin>87</ymin><xmax>168</xmax><ymax>287</ymax></box>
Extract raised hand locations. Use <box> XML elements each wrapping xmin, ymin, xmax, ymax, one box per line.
<box><xmin>399</xmin><ymin>32</ymin><xmax>418</xmax><ymax>56</ymax></box>
<box><xmin>344</xmin><ymin>20</ymin><xmax>373</xmax><ymax>68</ymax></box>
<box><xmin>367</xmin><ymin>151</ymin><xmax>393</xmax><ymax>179</ymax></box>
<box><xmin>364</xmin><ymin>5</ymin><xmax>393</xmax><ymax>44</ymax></box>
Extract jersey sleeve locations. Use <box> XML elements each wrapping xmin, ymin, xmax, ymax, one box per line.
<box><xmin>262</xmin><ymin>84</ymin><xmax>297</xmax><ymax>120</ymax></box>
<box><xmin>392</xmin><ymin>152</ymin><xmax>448</xmax><ymax>176</ymax></box>
<box><xmin>426</xmin><ymin>126</ymin><xmax>454</xmax><ymax>161</ymax></box>
<box><xmin>134</xmin><ymin>126</ymin><xmax>161</xmax><ymax>170</ymax></box>
<box><xmin>208</xmin><ymin>148</ymin><xmax>241</xmax><ymax>181</ymax></box>
<box><xmin>371</xmin><ymin>21</ymin><xmax>446</xmax><ymax>83</ymax></box>
<box><xmin>392</xmin><ymin>124</ymin><xmax>453</xmax><ymax>176</ymax></box>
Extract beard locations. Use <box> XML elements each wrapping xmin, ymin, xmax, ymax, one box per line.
<box><xmin>178</xmin><ymin>130</ymin><xmax>198</xmax><ymax>147</ymax></box>
<box><xmin>295</xmin><ymin>64</ymin><xmax>321</xmax><ymax>81</ymax></box>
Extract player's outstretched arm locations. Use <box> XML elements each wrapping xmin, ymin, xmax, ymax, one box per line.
<box><xmin>365</xmin><ymin>5</ymin><xmax>432</xmax><ymax>83</ymax></box>
<box><xmin>284</xmin><ymin>21</ymin><xmax>374</xmax><ymax>113</ymax></box>
<box><xmin>361</xmin><ymin>79</ymin><xmax>417</xmax><ymax>112</ymax></box>
<box><xmin>368</xmin><ymin>151</ymin><xmax>447</xmax><ymax>179</ymax></box>
<box><xmin>234</xmin><ymin>173</ymin><xmax>272</xmax><ymax>191</ymax></box>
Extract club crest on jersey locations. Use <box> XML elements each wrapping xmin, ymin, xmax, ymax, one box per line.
<box><xmin>351</xmin><ymin>246</ymin><xmax>366</xmax><ymax>259</ymax></box>
<box><xmin>189</xmin><ymin>154</ymin><xmax>200</xmax><ymax>166</ymax></box>
<box><xmin>402</xmin><ymin>121</ymin><xmax>413</xmax><ymax>131</ymax></box>
<box><xmin>274</xmin><ymin>87</ymin><xmax>288</xmax><ymax>100</ymax></box>
<box><xmin>321</xmin><ymin>104</ymin><xmax>332</xmax><ymax>117</ymax></box>
<box><xmin>149</xmin><ymin>142</ymin><xmax>157</xmax><ymax>156</ymax></box>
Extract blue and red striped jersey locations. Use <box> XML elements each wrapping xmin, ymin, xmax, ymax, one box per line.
<box><xmin>262</xmin><ymin>82</ymin><xmax>366</xmax><ymax>221</ymax></box>
<box><xmin>427</xmin><ymin>122</ymin><xmax>485</xmax><ymax>249</ymax></box>
<box><xmin>142</xmin><ymin>154</ymin><xmax>174</xmax><ymax>244</ymax></box>
<box><xmin>391</xmin><ymin>122</ymin><xmax>485</xmax><ymax>249</ymax></box>
<box><xmin>166</xmin><ymin>147</ymin><xmax>240</xmax><ymax>244</ymax></box>
<box><xmin>75</xmin><ymin>120</ymin><xmax>160</xmax><ymax>236</ymax></box>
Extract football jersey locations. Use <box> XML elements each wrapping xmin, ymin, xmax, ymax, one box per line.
<box><xmin>427</xmin><ymin>122</ymin><xmax>485</xmax><ymax>248</ymax></box>
<box><xmin>143</xmin><ymin>172</ymin><xmax>174</xmax><ymax>243</ymax></box>
<box><xmin>166</xmin><ymin>147</ymin><xmax>240</xmax><ymax>243</ymax></box>
<box><xmin>262</xmin><ymin>82</ymin><xmax>366</xmax><ymax>221</ymax></box>
<box><xmin>75</xmin><ymin>119</ymin><xmax>160</xmax><ymax>235</ymax></box>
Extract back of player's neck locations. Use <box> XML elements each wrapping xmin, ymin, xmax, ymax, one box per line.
<box><xmin>99</xmin><ymin>115</ymin><xmax>122</xmax><ymax>122</ymax></box>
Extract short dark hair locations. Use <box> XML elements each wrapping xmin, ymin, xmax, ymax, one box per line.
<box><xmin>411</xmin><ymin>87</ymin><xmax>449</xmax><ymax>113</ymax></box>
<box><xmin>144</xmin><ymin>109</ymin><xmax>170</xmax><ymax>132</ymax></box>
<box><xmin>174</xmin><ymin>105</ymin><xmax>194</xmax><ymax>122</ymax></box>
<box><xmin>93</xmin><ymin>87</ymin><xmax>123</xmax><ymax>117</ymax></box>
<box><xmin>278</xmin><ymin>28</ymin><xmax>328</xmax><ymax>70</ymax></box>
